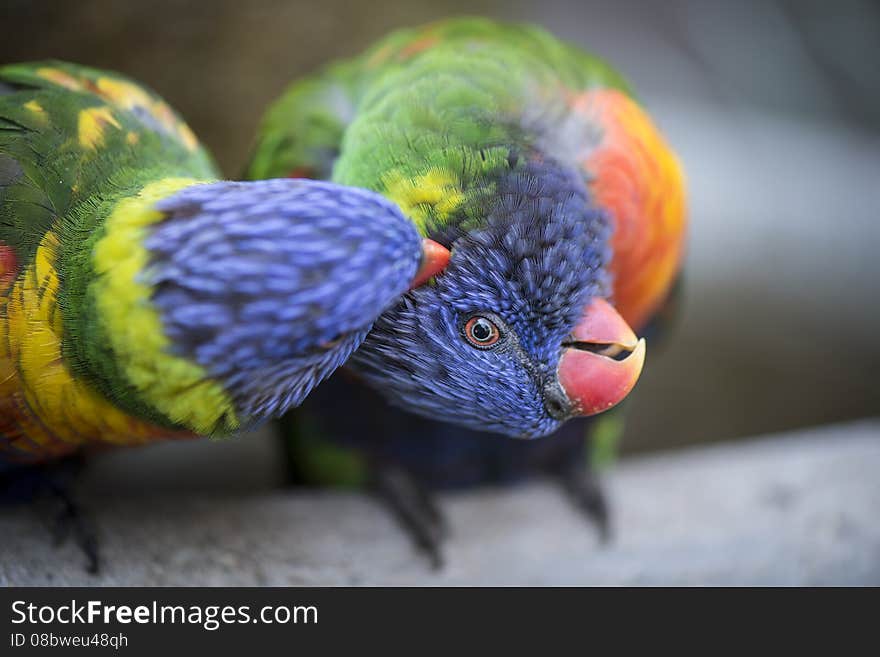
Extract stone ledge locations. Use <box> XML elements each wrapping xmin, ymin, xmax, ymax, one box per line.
<box><xmin>1</xmin><ymin>420</ymin><xmax>878</xmax><ymax>585</ymax></box>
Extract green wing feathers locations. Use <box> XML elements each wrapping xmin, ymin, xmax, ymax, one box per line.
<box><xmin>0</xmin><ymin>60</ymin><xmax>217</xmax><ymax>265</ymax></box>
<box><xmin>247</xmin><ymin>18</ymin><xmax>633</xmax><ymax>237</ymax></box>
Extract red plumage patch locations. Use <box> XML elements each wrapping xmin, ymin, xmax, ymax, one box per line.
<box><xmin>286</xmin><ymin>166</ymin><xmax>315</xmax><ymax>179</ymax></box>
<box><xmin>0</xmin><ymin>242</ymin><xmax>18</xmax><ymax>290</ymax></box>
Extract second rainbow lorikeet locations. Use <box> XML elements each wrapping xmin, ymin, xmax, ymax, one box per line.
<box><xmin>248</xmin><ymin>18</ymin><xmax>687</xmax><ymax>564</ymax></box>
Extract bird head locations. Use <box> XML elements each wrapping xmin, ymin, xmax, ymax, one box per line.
<box><xmin>136</xmin><ymin>179</ymin><xmax>446</xmax><ymax>432</ymax></box>
<box><xmin>349</xmin><ymin>158</ymin><xmax>645</xmax><ymax>438</ymax></box>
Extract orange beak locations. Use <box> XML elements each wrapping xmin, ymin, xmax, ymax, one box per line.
<box><xmin>410</xmin><ymin>239</ymin><xmax>451</xmax><ymax>289</ymax></box>
<box><xmin>556</xmin><ymin>298</ymin><xmax>646</xmax><ymax>416</ymax></box>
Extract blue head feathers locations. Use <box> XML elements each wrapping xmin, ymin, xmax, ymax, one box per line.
<box><xmin>146</xmin><ymin>178</ymin><xmax>422</xmax><ymax>425</ymax></box>
<box><xmin>350</xmin><ymin>159</ymin><xmax>613</xmax><ymax>438</ymax></box>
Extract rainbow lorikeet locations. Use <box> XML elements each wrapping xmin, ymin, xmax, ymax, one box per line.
<box><xmin>248</xmin><ymin>18</ymin><xmax>687</xmax><ymax>563</ymax></box>
<box><xmin>0</xmin><ymin>61</ymin><xmax>449</xmax><ymax>570</ymax></box>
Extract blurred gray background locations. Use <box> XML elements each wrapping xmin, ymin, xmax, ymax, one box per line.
<box><xmin>1</xmin><ymin>0</ymin><xmax>877</xmax><ymax>461</ymax></box>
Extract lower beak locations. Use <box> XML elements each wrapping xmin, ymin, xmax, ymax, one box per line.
<box><xmin>556</xmin><ymin>298</ymin><xmax>646</xmax><ymax>416</ymax></box>
<box><xmin>410</xmin><ymin>239</ymin><xmax>451</xmax><ymax>289</ymax></box>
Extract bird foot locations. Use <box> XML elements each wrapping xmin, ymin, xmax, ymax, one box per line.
<box><xmin>44</xmin><ymin>480</ymin><xmax>101</xmax><ymax>575</ymax></box>
<box><xmin>557</xmin><ymin>462</ymin><xmax>612</xmax><ymax>544</ymax></box>
<box><xmin>2</xmin><ymin>458</ymin><xmax>101</xmax><ymax>574</ymax></box>
<box><xmin>372</xmin><ymin>464</ymin><xmax>448</xmax><ymax>569</ymax></box>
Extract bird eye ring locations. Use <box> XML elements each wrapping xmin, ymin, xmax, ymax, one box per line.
<box><xmin>463</xmin><ymin>316</ymin><xmax>501</xmax><ymax>348</ymax></box>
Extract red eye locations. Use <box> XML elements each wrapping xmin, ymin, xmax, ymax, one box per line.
<box><xmin>464</xmin><ymin>316</ymin><xmax>500</xmax><ymax>348</ymax></box>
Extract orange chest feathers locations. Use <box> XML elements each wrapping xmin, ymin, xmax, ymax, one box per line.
<box><xmin>570</xmin><ymin>89</ymin><xmax>687</xmax><ymax>331</ymax></box>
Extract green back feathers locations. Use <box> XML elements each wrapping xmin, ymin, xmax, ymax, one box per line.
<box><xmin>247</xmin><ymin>18</ymin><xmax>633</xmax><ymax>236</ymax></box>
<box><xmin>0</xmin><ymin>61</ymin><xmax>217</xmax><ymax>263</ymax></box>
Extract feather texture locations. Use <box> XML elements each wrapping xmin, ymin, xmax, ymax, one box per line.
<box><xmin>249</xmin><ymin>17</ymin><xmax>685</xmax><ymax>331</ymax></box>
<box><xmin>248</xmin><ymin>17</ymin><xmax>687</xmax><ymax>484</ymax></box>
<box><xmin>1</xmin><ymin>63</ymin><xmax>426</xmax><ymax>462</ymax></box>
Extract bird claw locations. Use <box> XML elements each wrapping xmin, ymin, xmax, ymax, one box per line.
<box><xmin>557</xmin><ymin>462</ymin><xmax>612</xmax><ymax>544</ymax></box>
<box><xmin>45</xmin><ymin>482</ymin><xmax>101</xmax><ymax>575</ymax></box>
<box><xmin>2</xmin><ymin>458</ymin><xmax>102</xmax><ymax>575</ymax></box>
<box><xmin>372</xmin><ymin>464</ymin><xmax>448</xmax><ymax>569</ymax></box>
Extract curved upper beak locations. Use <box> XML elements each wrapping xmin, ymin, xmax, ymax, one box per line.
<box><xmin>410</xmin><ymin>239</ymin><xmax>451</xmax><ymax>289</ymax></box>
<box><xmin>556</xmin><ymin>298</ymin><xmax>646</xmax><ymax>417</ymax></box>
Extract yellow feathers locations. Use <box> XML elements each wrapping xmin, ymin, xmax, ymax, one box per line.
<box><xmin>23</xmin><ymin>100</ymin><xmax>48</xmax><ymax>125</ymax></box>
<box><xmin>94</xmin><ymin>76</ymin><xmax>154</xmax><ymax>110</ymax></box>
<box><xmin>77</xmin><ymin>106</ymin><xmax>121</xmax><ymax>151</ymax></box>
<box><xmin>381</xmin><ymin>168</ymin><xmax>464</xmax><ymax>232</ymax></box>
<box><xmin>0</xmin><ymin>232</ymin><xmax>171</xmax><ymax>456</ymax></box>
<box><xmin>35</xmin><ymin>67</ymin><xmax>201</xmax><ymax>153</ymax></box>
<box><xmin>36</xmin><ymin>67</ymin><xmax>83</xmax><ymax>92</ymax></box>
<box><xmin>94</xmin><ymin>76</ymin><xmax>200</xmax><ymax>152</ymax></box>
